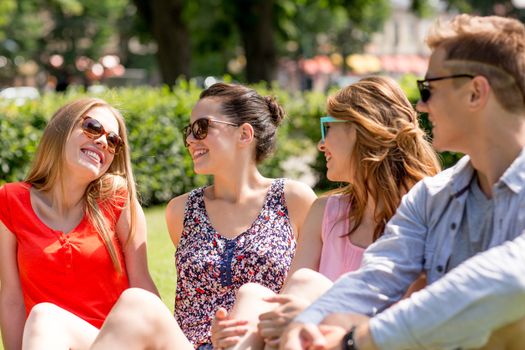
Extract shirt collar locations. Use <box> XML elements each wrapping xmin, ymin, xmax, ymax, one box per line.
<box><xmin>448</xmin><ymin>155</ymin><xmax>475</xmax><ymax>197</ymax></box>
<box><xmin>497</xmin><ymin>146</ymin><xmax>525</xmax><ymax>194</ymax></box>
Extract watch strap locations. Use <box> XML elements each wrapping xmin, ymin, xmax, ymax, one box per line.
<box><xmin>341</xmin><ymin>325</ymin><xmax>358</xmax><ymax>350</ymax></box>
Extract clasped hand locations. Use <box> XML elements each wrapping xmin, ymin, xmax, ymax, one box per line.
<box><xmin>210</xmin><ymin>294</ymin><xmax>310</xmax><ymax>349</ymax></box>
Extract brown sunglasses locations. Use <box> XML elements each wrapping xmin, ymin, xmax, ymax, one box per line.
<box><xmin>182</xmin><ymin>117</ymin><xmax>238</xmax><ymax>147</ymax></box>
<box><xmin>81</xmin><ymin>116</ymin><xmax>123</xmax><ymax>154</ymax></box>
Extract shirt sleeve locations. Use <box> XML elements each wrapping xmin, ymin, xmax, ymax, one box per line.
<box><xmin>295</xmin><ymin>179</ymin><xmax>430</xmax><ymax>324</ymax></box>
<box><xmin>0</xmin><ymin>184</ymin><xmax>14</xmax><ymax>233</ymax></box>
<box><xmin>370</xmin><ymin>232</ymin><xmax>525</xmax><ymax>350</ymax></box>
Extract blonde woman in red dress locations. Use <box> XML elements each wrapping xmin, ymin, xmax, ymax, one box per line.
<box><xmin>0</xmin><ymin>98</ymin><xmax>158</xmax><ymax>350</ymax></box>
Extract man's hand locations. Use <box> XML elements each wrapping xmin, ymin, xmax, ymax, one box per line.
<box><xmin>313</xmin><ymin>313</ymin><xmax>361</xmax><ymax>350</ymax></box>
<box><xmin>317</xmin><ymin>324</ymin><xmax>348</xmax><ymax>350</ymax></box>
<box><xmin>321</xmin><ymin>313</ymin><xmax>377</xmax><ymax>350</ymax></box>
<box><xmin>258</xmin><ymin>294</ymin><xmax>310</xmax><ymax>347</ymax></box>
<box><xmin>279</xmin><ymin>321</ymin><xmax>346</xmax><ymax>350</ymax></box>
<box><xmin>280</xmin><ymin>322</ymin><xmax>314</xmax><ymax>350</ymax></box>
<box><xmin>210</xmin><ymin>307</ymin><xmax>249</xmax><ymax>349</ymax></box>
<box><xmin>279</xmin><ymin>313</ymin><xmax>372</xmax><ymax>350</ymax></box>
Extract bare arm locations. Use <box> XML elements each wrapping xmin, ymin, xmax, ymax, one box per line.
<box><xmin>116</xmin><ymin>199</ymin><xmax>159</xmax><ymax>296</ymax></box>
<box><xmin>284</xmin><ymin>180</ymin><xmax>317</xmax><ymax>241</ymax></box>
<box><xmin>165</xmin><ymin>193</ymin><xmax>189</xmax><ymax>248</ymax></box>
<box><xmin>0</xmin><ymin>220</ymin><xmax>26</xmax><ymax>350</ymax></box>
<box><xmin>286</xmin><ymin>196</ymin><xmax>327</xmax><ymax>279</ymax></box>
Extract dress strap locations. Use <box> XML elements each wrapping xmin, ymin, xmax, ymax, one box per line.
<box><xmin>182</xmin><ymin>187</ymin><xmax>206</xmax><ymax>235</ymax></box>
<box><xmin>264</xmin><ymin>178</ymin><xmax>287</xmax><ymax>214</ymax></box>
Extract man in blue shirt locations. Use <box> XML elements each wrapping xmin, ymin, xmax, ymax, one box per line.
<box><xmin>281</xmin><ymin>14</ymin><xmax>525</xmax><ymax>350</ymax></box>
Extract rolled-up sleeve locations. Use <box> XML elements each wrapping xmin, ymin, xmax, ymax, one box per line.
<box><xmin>295</xmin><ymin>180</ymin><xmax>430</xmax><ymax>324</ymax></box>
<box><xmin>370</xmin><ymin>233</ymin><xmax>525</xmax><ymax>350</ymax></box>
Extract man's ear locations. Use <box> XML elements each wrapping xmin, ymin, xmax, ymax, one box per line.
<box><xmin>469</xmin><ymin>75</ymin><xmax>490</xmax><ymax>110</ymax></box>
<box><xmin>238</xmin><ymin>123</ymin><xmax>254</xmax><ymax>146</ymax></box>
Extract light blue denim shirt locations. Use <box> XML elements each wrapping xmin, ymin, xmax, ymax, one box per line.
<box><xmin>295</xmin><ymin>148</ymin><xmax>525</xmax><ymax>349</ymax></box>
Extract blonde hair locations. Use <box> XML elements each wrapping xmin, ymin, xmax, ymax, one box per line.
<box><xmin>426</xmin><ymin>14</ymin><xmax>525</xmax><ymax>112</ymax></box>
<box><xmin>25</xmin><ymin>97</ymin><xmax>138</xmax><ymax>274</ymax></box>
<box><xmin>327</xmin><ymin>76</ymin><xmax>441</xmax><ymax>240</ymax></box>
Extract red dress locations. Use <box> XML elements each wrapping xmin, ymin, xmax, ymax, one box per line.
<box><xmin>0</xmin><ymin>182</ymin><xmax>129</xmax><ymax>328</ymax></box>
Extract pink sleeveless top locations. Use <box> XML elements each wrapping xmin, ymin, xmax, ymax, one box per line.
<box><xmin>318</xmin><ymin>195</ymin><xmax>365</xmax><ymax>281</ymax></box>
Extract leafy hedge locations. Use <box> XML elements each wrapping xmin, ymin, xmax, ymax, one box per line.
<box><xmin>0</xmin><ymin>77</ymin><xmax>460</xmax><ymax>205</ymax></box>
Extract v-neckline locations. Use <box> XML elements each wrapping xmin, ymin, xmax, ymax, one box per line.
<box><xmin>26</xmin><ymin>184</ymin><xmax>87</xmax><ymax>236</ymax></box>
<box><xmin>200</xmin><ymin>180</ymin><xmax>276</xmax><ymax>241</ymax></box>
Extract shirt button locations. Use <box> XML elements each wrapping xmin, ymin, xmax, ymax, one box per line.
<box><xmin>450</xmin><ymin>223</ymin><xmax>457</xmax><ymax>230</ymax></box>
<box><xmin>436</xmin><ymin>265</ymin><xmax>444</xmax><ymax>273</ymax></box>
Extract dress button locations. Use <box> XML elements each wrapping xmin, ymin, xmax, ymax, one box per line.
<box><xmin>450</xmin><ymin>223</ymin><xmax>456</xmax><ymax>230</ymax></box>
<box><xmin>436</xmin><ymin>265</ymin><xmax>444</xmax><ymax>273</ymax></box>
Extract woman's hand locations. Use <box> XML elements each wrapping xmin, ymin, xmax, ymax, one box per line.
<box><xmin>210</xmin><ymin>307</ymin><xmax>249</xmax><ymax>349</ymax></box>
<box><xmin>258</xmin><ymin>294</ymin><xmax>310</xmax><ymax>347</ymax></box>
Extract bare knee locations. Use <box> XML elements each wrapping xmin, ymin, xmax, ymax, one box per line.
<box><xmin>236</xmin><ymin>283</ymin><xmax>275</xmax><ymax>301</ymax></box>
<box><xmin>107</xmin><ymin>288</ymin><xmax>173</xmax><ymax>335</ymax></box>
<box><xmin>287</xmin><ymin>268</ymin><xmax>320</xmax><ymax>286</ymax></box>
<box><xmin>115</xmin><ymin>288</ymin><xmax>164</xmax><ymax>313</ymax></box>
<box><xmin>26</xmin><ymin>303</ymin><xmax>63</xmax><ymax>330</ymax></box>
<box><xmin>24</xmin><ymin>302</ymin><xmax>74</xmax><ymax>348</ymax></box>
<box><xmin>283</xmin><ymin>268</ymin><xmax>332</xmax><ymax>301</ymax></box>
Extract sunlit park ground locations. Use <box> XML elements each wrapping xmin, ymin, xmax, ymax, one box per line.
<box><xmin>0</xmin><ymin>206</ymin><xmax>176</xmax><ymax>350</ymax></box>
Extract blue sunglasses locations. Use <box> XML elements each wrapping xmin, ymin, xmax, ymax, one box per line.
<box><xmin>320</xmin><ymin>116</ymin><xmax>350</xmax><ymax>142</ymax></box>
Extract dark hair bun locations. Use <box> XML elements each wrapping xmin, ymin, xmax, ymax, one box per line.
<box><xmin>264</xmin><ymin>95</ymin><xmax>286</xmax><ymax>126</ymax></box>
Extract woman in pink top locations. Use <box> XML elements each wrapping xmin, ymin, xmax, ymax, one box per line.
<box><xmin>211</xmin><ymin>76</ymin><xmax>441</xmax><ymax>349</ymax></box>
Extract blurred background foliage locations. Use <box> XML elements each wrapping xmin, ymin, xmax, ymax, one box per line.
<box><xmin>1</xmin><ymin>0</ymin><xmax>524</xmax><ymax>86</ymax></box>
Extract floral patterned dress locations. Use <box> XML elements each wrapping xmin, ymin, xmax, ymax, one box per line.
<box><xmin>174</xmin><ymin>178</ymin><xmax>296</xmax><ymax>348</ymax></box>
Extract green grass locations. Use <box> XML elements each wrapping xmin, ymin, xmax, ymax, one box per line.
<box><xmin>145</xmin><ymin>205</ymin><xmax>177</xmax><ymax>312</ymax></box>
<box><xmin>0</xmin><ymin>206</ymin><xmax>175</xmax><ymax>349</ymax></box>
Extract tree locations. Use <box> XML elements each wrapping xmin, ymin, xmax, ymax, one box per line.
<box><xmin>133</xmin><ymin>0</ymin><xmax>191</xmax><ymax>86</ymax></box>
<box><xmin>0</xmin><ymin>0</ymin><xmax>16</xmax><ymax>41</ymax></box>
<box><xmin>0</xmin><ymin>0</ymin><xmax>130</xmax><ymax>87</ymax></box>
<box><xmin>231</xmin><ymin>0</ymin><xmax>278</xmax><ymax>83</ymax></box>
<box><xmin>129</xmin><ymin>0</ymin><xmax>393</xmax><ymax>84</ymax></box>
<box><xmin>446</xmin><ymin>0</ymin><xmax>525</xmax><ymax>18</ymax></box>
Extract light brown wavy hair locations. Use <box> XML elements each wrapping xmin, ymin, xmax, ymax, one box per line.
<box><xmin>327</xmin><ymin>76</ymin><xmax>441</xmax><ymax>241</ymax></box>
<box><xmin>25</xmin><ymin>97</ymin><xmax>137</xmax><ymax>274</ymax></box>
<box><xmin>426</xmin><ymin>14</ymin><xmax>525</xmax><ymax>112</ymax></box>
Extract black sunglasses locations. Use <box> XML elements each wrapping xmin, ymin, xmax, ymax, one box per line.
<box><xmin>417</xmin><ymin>74</ymin><xmax>474</xmax><ymax>102</ymax></box>
<box><xmin>182</xmin><ymin>117</ymin><xmax>239</xmax><ymax>147</ymax></box>
<box><xmin>81</xmin><ymin>116</ymin><xmax>123</xmax><ymax>154</ymax></box>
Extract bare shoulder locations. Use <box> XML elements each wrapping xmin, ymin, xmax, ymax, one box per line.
<box><xmin>283</xmin><ymin>179</ymin><xmax>317</xmax><ymax>209</ymax></box>
<box><xmin>166</xmin><ymin>192</ymin><xmax>190</xmax><ymax>217</ymax></box>
<box><xmin>305</xmin><ymin>195</ymin><xmax>331</xmax><ymax>223</ymax></box>
<box><xmin>165</xmin><ymin>192</ymin><xmax>191</xmax><ymax>247</ymax></box>
<box><xmin>283</xmin><ymin>179</ymin><xmax>316</xmax><ymax>235</ymax></box>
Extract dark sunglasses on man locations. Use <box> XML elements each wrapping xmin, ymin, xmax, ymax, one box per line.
<box><xmin>81</xmin><ymin>116</ymin><xmax>123</xmax><ymax>154</ymax></box>
<box><xmin>182</xmin><ymin>117</ymin><xmax>239</xmax><ymax>147</ymax></box>
<box><xmin>417</xmin><ymin>74</ymin><xmax>474</xmax><ymax>102</ymax></box>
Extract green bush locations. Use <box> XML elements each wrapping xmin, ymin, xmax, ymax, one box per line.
<box><xmin>0</xmin><ymin>81</ymin><xmax>322</xmax><ymax>205</ymax></box>
<box><xmin>0</xmin><ymin>76</ymin><xmax>461</xmax><ymax>205</ymax></box>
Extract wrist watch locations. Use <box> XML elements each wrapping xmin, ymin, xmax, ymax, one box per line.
<box><xmin>341</xmin><ymin>326</ymin><xmax>359</xmax><ymax>350</ymax></box>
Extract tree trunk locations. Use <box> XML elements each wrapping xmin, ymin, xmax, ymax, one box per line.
<box><xmin>134</xmin><ymin>0</ymin><xmax>191</xmax><ymax>86</ymax></box>
<box><xmin>234</xmin><ymin>0</ymin><xmax>277</xmax><ymax>84</ymax></box>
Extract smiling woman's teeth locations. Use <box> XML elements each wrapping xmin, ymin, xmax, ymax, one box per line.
<box><xmin>84</xmin><ymin>150</ymin><xmax>101</xmax><ymax>163</ymax></box>
<box><xmin>194</xmin><ymin>150</ymin><xmax>208</xmax><ymax>158</ymax></box>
